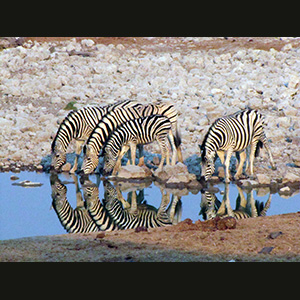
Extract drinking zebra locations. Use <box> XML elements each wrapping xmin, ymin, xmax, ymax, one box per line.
<box><xmin>138</xmin><ymin>102</ymin><xmax>182</xmax><ymax>164</ymax></box>
<box><xmin>200</xmin><ymin>108</ymin><xmax>276</xmax><ymax>182</ymax></box>
<box><xmin>50</xmin><ymin>173</ymin><xmax>99</xmax><ymax>233</ymax></box>
<box><xmin>80</xmin><ymin>101</ymin><xmax>181</xmax><ymax>173</ymax></box>
<box><xmin>51</xmin><ymin>99</ymin><xmax>142</xmax><ymax>173</ymax></box>
<box><xmin>81</xmin><ymin>115</ymin><xmax>172</xmax><ymax>175</ymax></box>
<box><xmin>104</xmin><ymin>115</ymin><xmax>172</xmax><ymax>176</ymax></box>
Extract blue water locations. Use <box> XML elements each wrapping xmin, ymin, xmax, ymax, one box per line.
<box><xmin>0</xmin><ymin>171</ymin><xmax>299</xmax><ymax>240</ymax></box>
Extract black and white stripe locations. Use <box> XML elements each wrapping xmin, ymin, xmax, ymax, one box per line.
<box><xmin>102</xmin><ymin>115</ymin><xmax>172</xmax><ymax>175</ymax></box>
<box><xmin>82</xmin><ymin>181</ymin><xmax>118</xmax><ymax>231</ymax></box>
<box><xmin>51</xmin><ymin>100</ymin><xmax>140</xmax><ymax>173</ymax></box>
<box><xmin>50</xmin><ymin>174</ymin><xmax>99</xmax><ymax>233</ymax></box>
<box><xmin>102</xmin><ymin>181</ymin><xmax>174</xmax><ymax>230</ymax></box>
<box><xmin>138</xmin><ymin>102</ymin><xmax>182</xmax><ymax>163</ymax></box>
<box><xmin>200</xmin><ymin>108</ymin><xmax>276</xmax><ymax>182</ymax></box>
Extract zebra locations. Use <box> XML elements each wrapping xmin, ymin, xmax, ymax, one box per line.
<box><xmin>137</xmin><ymin>102</ymin><xmax>182</xmax><ymax>164</ymax></box>
<box><xmin>200</xmin><ymin>184</ymin><xmax>272</xmax><ymax>220</ymax></box>
<box><xmin>81</xmin><ymin>179</ymin><xmax>119</xmax><ymax>231</ymax></box>
<box><xmin>102</xmin><ymin>180</ymin><xmax>178</xmax><ymax>230</ymax></box>
<box><xmin>200</xmin><ymin>108</ymin><xmax>276</xmax><ymax>183</ymax></box>
<box><xmin>101</xmin><ymin>115</ymin><xmax>172</xmax><ymax>176</ymax></box>
<box><xmin>81</xmin><ymin>114</ymin><xmax>172</xmax><ymax>175</ymax></box>
<box><xmin>51</xmin><ymin>99</ymin><xmax>142</xmax><ymax>173</ymax></box>
<box><xmin>50</xmin><ymin>173</ymin><xmax>99</xmax><ymax>233</ymax></box>
<box><xmin>79</xmin><ymin>101</ymin><xmax>181</xmax><ymax>174</ymax></box>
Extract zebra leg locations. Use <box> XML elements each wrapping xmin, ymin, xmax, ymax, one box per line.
<box><xmin>116</xmin><ymin>185</ymin><xmax>130</xmax><ymax>209</ymax></box>
<box><xmin>157</xmin><ymin>137</ymin><xmax>168</xmax><ymax>170</ymax></box>
<box><xmin>262</xmin><ymin>140</ymin><xmax>277</xmax><ymax>170</ymax></box>
<box><xmin>235</xmin><ymin>149</ymin><xmax>247</xmax><ymax>179</ymax></box>
<box><xmin>217</xmin><ymin>150</ymin><xmax>225</xmax><ymax>164</ymax></box>
<box><xmin>129</xmin><ymin>142</ymin><xmax>137</xmax><ymax>166</ymax></box>
<box><xmin>224</xmin><ymin>148</ymin><xmax>234</xmax><ymax>183</ymax></box>
<box><xmin>112</xmin><ymin>144</ymin><xmax>130</xmax><ymax>176</ymax></box>
<box><xmin>70</xmin><ymin>140</ymin><xmax>85</xmax><ymax>173</ymax></box>
<box><xmin>167</xmin><ymin>130</ymin><xmax>177</xmax><ymax>165</ymax></box>
<box><xmin>137</xmin><ymin>144</ymin><xmax>145</xmax><ymax>166</ymax></box>
<box><xmin>248</xmin><ymin>142</ymin><xmax>257</xmax><ymax>178</ymax></box>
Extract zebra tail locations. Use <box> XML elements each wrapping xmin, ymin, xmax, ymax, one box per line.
<box><xmin>255</xmin><ymin>140</ymin><xmax>263</xmax><ymax>157</ymax></box>
<box><xmin>174</xmin><ymin>126</ymin><xmax>183</xmax><ymax>163</ymax></box>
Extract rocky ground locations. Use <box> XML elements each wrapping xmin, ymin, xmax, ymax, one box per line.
<box><xmin>0</xmin><ymin>37</ymin><xmax>300</xmax><ymax>185</ymax></box>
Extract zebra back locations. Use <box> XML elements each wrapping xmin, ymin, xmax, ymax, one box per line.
<box><xmin>52</xmin><ymin>99</ymin><xmax>140</xmax><ymax>153</ymax></box>
<box><xmin>103</xmin><ymin>115</ymin><xmax>171</xmax><ymax>161</ymax></box>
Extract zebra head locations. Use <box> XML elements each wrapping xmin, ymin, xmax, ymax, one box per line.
<box><xmin>51</xmin><ymin>149</ymin><xmax>66</xmax><ymax>172</ymax></box>
<box><xmin>50</xmin><ymin>174</ymin><xmax>67</xmax><ymax>208</ymax></box>
<box><xmin>81</xmin><ymin>145</ymin><xmax>99</xmax><ymax>174</ymax></box>
<box><xmin>103</xmin><ymin>152</ymin><xmax>117</xmax><ymax>175</ymax></box>
<box><xmin>199</xmin><ymin>143</ymin><xmax>215</xmax><ymax>181</ymax></box>
<box><xmin>82</xmin><ymin>181</ymin><xmax>99</xmax><ymax>209</ymax></box>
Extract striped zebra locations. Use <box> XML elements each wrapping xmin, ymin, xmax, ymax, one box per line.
<box><xmin>79</xmin><ymin>101</ymin><xmax>181</xmax><ymax>174</ymax></box>
<box><xmin>51</xmin><ymin>99</ymin><xmax>142</xmax><ymax>173</ymax></box>
<box><xmin>50</xmin><ymin>173</ymin><xmax>99</xmax><ymax>233</ymax></box>
<box><xmin>200</xmin><ymin>184</ymin><xmax>272</xmax><ymax>220</ymax></box>
<box><xmin>138</xmin><ymin>102</ymin><xmax>182</xmax><ymax>164</ymax></box>
<box><xmin>102</xmin><ymin>180</ymin><xmax>176</xmax><ymax>229</ymax></box>
<box><xmin>102</xmin><ymin>115</ymin><xmax>172</xmax><ymax>176</ymax></box>
<box><xmin>200</xmin><ymin>108</ymin><xmax>276</xmax><ymax>183</ymax></box>
<box><xmin>82</xmin><ymin>179</ymin><xmax>118</xmax><ymax>231</ymax></box>
<box><xmin>81</xmin><ymin>114</ymin><xmax>172</xmax><ymax>175</ymax></box>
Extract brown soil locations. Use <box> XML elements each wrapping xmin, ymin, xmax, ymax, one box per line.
<box><xmin>1</xmin><ymin>213</ymin><xmax>300</xmax><ymax>262</ymax></box>
<box><xmin>25</xmin><ymin>36</ymin><xmax>300</xmax><ymax>53</ymax></box>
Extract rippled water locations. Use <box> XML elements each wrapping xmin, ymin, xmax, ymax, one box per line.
<box><xmin>0</xmin><ymin>171</ymin><xmax>299</xmax><ymax>240</ymax></box>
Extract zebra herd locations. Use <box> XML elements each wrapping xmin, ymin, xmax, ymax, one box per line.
<box><xmin>50</xmin><ymin>173</ymin><xmax>181</xmax><ymax>233</ymax></box>
<box><xmin>51</xmin><ymin>99</ymin><xmax>277</xmax><ymax>182</ymax></box>
<box><xmin>51</xmin><ymin>172</ymin><xmax>272</xmax><ymax>234</ymax></box>
<box><xmin>51</xmin><ymin>99</ymin><xmax>182</xmax><ymax>176</ymax></box>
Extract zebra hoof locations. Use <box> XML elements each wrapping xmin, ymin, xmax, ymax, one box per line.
<box><xmin>225</xmin><ymin>178</ymin><xmax>231</xmax><ymax>183</ymax></box>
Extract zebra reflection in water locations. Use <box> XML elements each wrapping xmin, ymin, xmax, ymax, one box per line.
<box><xmin>86</xmin><ymin>180</ymin><xmax>182</xmax><ymax>230</ymax></box>
<box><xmin>50</xmin><ymin>173</ymin><xmax>99</xmax><ymax>233</ymax></box>
<box><xmin>51</xmin><ymin>173</ymin><xmax>182</xmax><ymax>234</ymax></box>
<box><xmin>200</xmin><ymin>184</ymin><xmax>272</xmax><ymax>220</ymax></box>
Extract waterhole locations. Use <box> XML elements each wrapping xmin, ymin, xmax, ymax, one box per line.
<box><xmin>0</xmin><ymin>171</ymin><xmax>299</xmax><ymax>240</ymax></box>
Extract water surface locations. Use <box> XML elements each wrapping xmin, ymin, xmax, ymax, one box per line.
<box><xmin>0</xmin><ymin>171</ymin><xmax>299</xmax><ymax>240</ymax></box>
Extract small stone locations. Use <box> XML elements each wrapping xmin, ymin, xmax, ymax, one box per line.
<box><xmin>279</xmin><ymin>186</ymin><xmax>290</xmax><ymax>192</ymax></box>
<box><xmin>61</xmin><ymin>162</ymin><xmax>71</xmax><ymax>172</ymax></box>
<box><xmin>258</xmin><ymin>246</ymin><xmax>275</xmax><ymax>254</ymax></box>
<box><xmin>282</xmin><ymin>172</ymin><xmax>300</xmax><ymax>184</ymax></box>
<box><xmin>95</xmin><ymin>233</ymin><xmax>105</xmax><ymax>239</ymax></box>
<box><xmin>256</xmin><ymin>173</ymin><xmax>271</xmax><ymax>185</ymax></box>
<box><xmin>152</xmin><ymin>156</ymin><xmax>160</xmax><ymax>165</ymax></box>
<box><xmin>81</xmin><ymin>39</ymin><xmax>95</xmax><ymax>48</ymax></box>
<box><xmin>36</xmin><ymin>165</ymin><xmax>44</xmax><ymax>172</ymax></box>
<box><xmin>268</xmin><ymin>231</ymin><xmax>283</xmax><ymax>239</ymax></box>
<box><xmin>117</xmin><ymin>165</ymin><xmax>151</xmax><ymax>179</ymax></box>
<box><xmin>10</xmin><ymin>175</ymin><xmax>19</xmax><ymax>180</ymax></box>
<box><xmin>135</xmin><ymin>226</ymin><xmax>148</xmax><ymax>233</ymax></box>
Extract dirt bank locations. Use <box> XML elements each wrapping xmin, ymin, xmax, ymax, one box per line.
<box><xmin>1</xmin><ymin>212</ymin><xmax>299</xmax><ymax>262</ymax></box>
